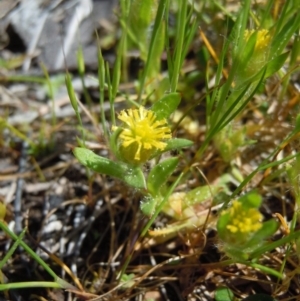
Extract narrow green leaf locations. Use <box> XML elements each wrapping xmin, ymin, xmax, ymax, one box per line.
<box><xmin>0</xmin><ymin>221</ymin><xmax>60</xmax><ymax>283</ymax></box>
<box><xmin>245</xmin><ymin>262</ymin><xmax>283</xmax><ymax>279</ymax></box>
<box><xmin>164</xmin><ymin>138</ymin><xmax>193</xmax><ymax>152</ymax></box>
<box><xmin>271</xmin><ymin>13</ymin><xmax>300</xmax><ymax>57</ymax></box>
<box><xmin>210</xmin><ymin>0</ymin><xmax>250</xmax><ymax>129</ymax></box>
<box><xmin>76</xmin><ymin>45</ymin><xmax>85</xmax><ymax>76</ymax></box>
<box><xmin>137</xmin><ymin>0</ymin><xmax>168</xmax><ymax>102</ymax></box>
<box><xmin>170</xmin><ymin>0</ymin><xmax>188</xmax><ymax>92</ymax></box>
<box><xmin>149</xmin><ymin>138</ymin><xmax>193</xmax><ymax>160</ymax></box>
<box><xmin>96</xmin><ymin>35</ymin><xmax>108</xmax><ymax>138</ymax></box>
<box><xmin>229</xmin><ymin>0</ymin><xmax>250</xmax><ymax>57</ymax></box>
<box><xmin>264</xmin><ymin>52</ymin><xmax>290</xmax><ymax>78</ymax></box>
<box><xmin>65</xmin><ymin>72</ymin><xmax>77</xmax><ymax>112</ymax></box>
<box><xmin>40</xmin><ymin>63</ymin><xmax>56</xmax><ymax>128</ymax></box>
<box><xmin>148</xmin><ymin>19</ymin><xmax>165</xmax><ymax>79</ymax></box>
<box><xmin>151</xmin><ymin>93</ymin><xmax>181</xmax><ymax>120</ymax></box>
<box><xmin>295</xmin><ymin>114</ymin><xmax>300</xmax><ymax>132</ymax></box>
<box><xmin>238</xmin><ymin>30</ymin><xmax>258</xmax><ymax>70</ymax></box>
<box><xmin>0</xmin><ymin>282</ymin><xmax>65</xmax><ymax>291</ymax></box>
<box><xmin>249</xmin><ymin>230</ymin><xmax>300</xmax><ymax>260</ymax></box>
<box><xmin>147</xmin><ymin>157</ymin><xmax>179</xmax><ymax>196</ymax></box>
<box><xmin>180</xmin><ymin>8</ymin><xmax>197</xmax><ymax>68</ymax></box>
<box><xmin>0</xmin><ymin>227</ymin><xmax>26</xmax><ymax>270</ymax></box>
<box><xmin>109</xmin><ymin>128</ymin><xmax>122</xmax><ymax>159</ymax></box>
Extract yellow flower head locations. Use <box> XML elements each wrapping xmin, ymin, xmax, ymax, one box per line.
<box><xmin>114</xmin><ymin>107</ymin><xmax>171</xmax><ymax>163</ymax></box>
<box><xmin>225</xmin><ymin>200</ymin><xmax>262</xmax><ymax>234</ymax></box>
<box><xmin>244</xmin><ymin>29</ymin><xmax>271</xmax><ymax>51</ymax></box>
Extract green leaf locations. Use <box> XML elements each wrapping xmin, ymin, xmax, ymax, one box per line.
<box><xmin>264</xmin><ymin>52</ymin><xmax>289</xmax><ymax>78</ymax></box>
<box><xmin>128</xmin><ymin>0</ymin><xmax>156</xmax><ymax>53</ymax></box>
<box><xmin>149</xmin><ymin>138</ymin><xmax>193</xmax><ymax>160</ymax></box>
<box><xmin>140</xmin><ymin>195</ymin><xmax>160</xmax><ymax>216</ymax></box>
<box><xmin>132</xmin><ymin>0</ymin><xmax>153</xmax><ymax>28</ymax></box>
<box><xmin>74</xmin><ymin>147</ymin><xmax>126</xmax><ymax>178</ymax></box>
<box><xmin>242</xmin><ymin>294</ymin><xmax>277</xmax><ymax>301</ymax></box>
<box><xmin>294</xmin><ymin>114</ymin><xmax>300</xmax><ymax>133</ymax></box>
<box><xmin>164</xmin><ymin>138</ymin><xmax>194</xmax><ymax>152</ymax></box>
<box><xmin>253</xmin><ymin>219</ymin><xmax>279</xmax><ymax>241</ymax></box>
<box><xmin>147</xmin><ymin>157</ymin><xmax>179</xmax><ymax>196</ymax></box>
<box><xmin>120</xmin><ymin>273</ymin><xmax>135</xmax><ymax>289</ymax></box>
<box><xmin>246</xmin><ymin>219</ymin><xmax>279</xmax><ymax>255</ymax></box>
<box><xmin>238</xmin><ymin>30</ymin><xmax>258</xmax><ymax>69</ymax></box>
<box><xmin>136</xmin><ymin>0</ymin><xmax>167</xmax><ymax>102</ymax></box>
<box><xmin>151</xmin><ymin>93</ymin><xmax>181</xmax><ymax>120</ymax></box>
<box><xmin>217</xmin><ymin>211</ymin><xmax>231</xmax><ymax>241</ymax></box>
<box><xmin>215</xmin><ymin>287</ymin><xmax>234</xmax><ymax>301</ymax></box>
<box><xmin>185</xmin><ymin>185</ymin><xmax>219</xmax><ymax>206</ymax></box>
<box><xmin>73</xmin><ymin>147</ymin><xmax>145</xmax><ymax>189</ymax></box>
<box><xmin>239</xmin><ymin>191</ymin><xmax>262</xmax><ymax>208</ymax></box>
<box><xmin>125</xmin><ymin>166</ymin><xmax>146</xmax><ymax>189</ymax></box>
<box><xmin>271</xmin><ymin>14</ymin><xmax>300</xmax><ymax>57</ymax></box>
<box><xmin>147</xmin><ymin>20</ymin><xmax>165</xmax><ymax>78</ymax></box>
<box><xmin>65</xmin><ymin>73</ymin><xmax>77</xmax><ymax>112</ymax></box>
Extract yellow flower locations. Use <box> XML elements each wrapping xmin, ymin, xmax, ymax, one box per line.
<box><xmin>114</xmin><ymin>107</ymin><xmax>171</xmax><ymax>163</ymax></box>
<box><xmin>225</xmin><ymin>200</ymin><xmax>262</xmax><ymax>234</ymax></box>
<box><xmin>244</xmin><ymin>29</ymin><xmax>271</xmax><ymax>51</ymax></box>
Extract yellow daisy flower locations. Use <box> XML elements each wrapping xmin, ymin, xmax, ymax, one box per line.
<box><xmin>114</xmin><ymin>107</ymin><xmax>171</xmax><ymax>163</ymax></box>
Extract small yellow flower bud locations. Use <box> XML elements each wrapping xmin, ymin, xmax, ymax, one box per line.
<box><xmin>234</xmin><ymin>28</ymin><xmax>271</xmax><ymax>87</ymax></box>
<box><xmin>244</xmin><ymin>29</ymin><xmax>271</xmax><ymax>51</ymax></box>
<box><xmin>225</xmin><ymin>200</ymin><xmax>263</xmax><ymax>235</ymax></box>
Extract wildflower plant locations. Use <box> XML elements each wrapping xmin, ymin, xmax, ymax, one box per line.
<box><xmin>217</xmin><ymin>192</ymin><xmax>278</xmax><ymax>260</ymax></box>
<box><xmin>74</xmin><ymin>92</ymin><xmax>193</xmax><ymax>209</ymax></box>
